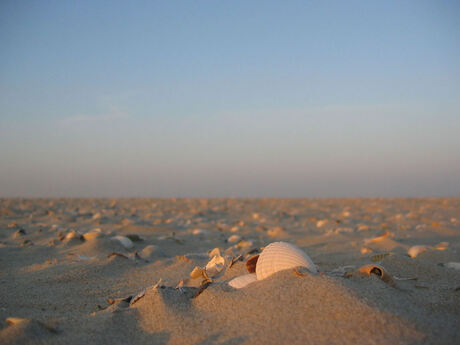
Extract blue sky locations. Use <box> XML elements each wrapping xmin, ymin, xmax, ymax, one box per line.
<box><xmin>1</xmin><ymin>0</ymin><xmax>459</xmax><ymax>197</ymax></box>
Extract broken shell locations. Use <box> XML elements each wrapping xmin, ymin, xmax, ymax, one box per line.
<box><xmin>228</xmin><ymin>273</ymin><xmax>257</xmax><ymax>289</ymax></box>
<box><xmin>208</xmin><ymin>247</ymin><xmax>221</xmax><ymax>258</ymax></box>
<box><xmin>246</xmin><ymin>255</ymin><xmax>259</xmax><ymax>273</ymax></box>
<box><xmin>205</xmin><ymin>254</ymin><xmax>226</xmax><ymax>278</ymax></box>
<box><xmin>190</xmin><ymin>266</ymin><xmax>206</xmax><ymax>279</ymax></box>
<box><xmin>357</xmin><ymin>264</ymin><xmax>396</xmax><ymax>288</ymax></box>
<box><xmin>364</xmin><ymin>231</ymin><xmax>391</xmax><ymax>245</ymax></box>
<box><xmin>111</xmin><ymin>236</ymin><xmax>134</xmax><ymax>249</ymax></box>
<box><xmin>255</xmin><ymin>242</ymin><xmax>318</xmax><ymax>280</ymax></box>
<box><xmin>408</xmin><ymin>245</ymin><xmax>428</xmax><ymax>258</ymax></box>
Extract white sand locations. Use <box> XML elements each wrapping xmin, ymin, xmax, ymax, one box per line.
<box><xmin>0</xmin><ymin>198</ymin><xmax>459</xmax><ymax>344</ymax></box>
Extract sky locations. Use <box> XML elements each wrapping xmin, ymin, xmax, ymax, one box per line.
<box><xmin>0</xmin><ymin>0</ymin><xmax>459</xmax><ymax>198</ymax></box>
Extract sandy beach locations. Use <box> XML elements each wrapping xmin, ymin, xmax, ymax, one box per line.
<box><xmin>0</xmin><ymin>198</ymin><xmax>459</xmax><ymax>344</ymax></box>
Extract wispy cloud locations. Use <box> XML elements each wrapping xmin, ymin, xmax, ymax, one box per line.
<box><xmin>59</xmin><ymin>106</ymin><xmax>128</xmax><ymax>126</ymax></box>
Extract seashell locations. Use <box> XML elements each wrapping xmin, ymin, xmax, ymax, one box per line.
<box><xmin>364</xmin><ymin>231</ymin><xmax>391</xmax><ymax>245</ymax></box>
<box><xmin>316</xmin><ymin>219</ymin><xmax>328</xmax><ymax>228</ymax></box>
<box><xmin>408</xmin><ymin>245</ymin><xmax>428</xmax><ymax>258</ymax></box>
<box><xmin>246</xmin><ymin>255</ymin><xmax>259</xmax><ymax>273</ymax></box>
<box><xmin>205</xmin><ymin>254</ymin><xmax>226</xmax><ymax>278</ymax></box>
<box><xmin>83</xmin><ymin>229</ymin><xmax>103</xmax><ymax>241</ymax></box>
<box><xmin>255</xmin><ymin>242</ymin><xmax>318</xmax><ymax>280</ymax></box>
<box><xmin>230</xmin><ymin>226</ymin><xmax>240</xmax><ymax>233</ymax></box>
<box><xmin>229</xmin><ymin>254</ymin><xmax>243</xmax><ymax>268</ymax></box>
<box><xmin>190</xmin><ymin>266</ymin><xmax>206</xmax><ymax>279</ymax></box>
<box><xmin>111</xmin><ymin>236</ymin><xmax>134</xmax><ymax>249</ymax></box>
<box><xmin>208</xmin><ymin>247</ymin><xmax>221</xmax><ymax>258</ymax></box>
<box><xmin>65</xmin><ymin>230</ymin><xmax>82</xmax><ymax>241</ymax></box>
<box><xmin>361</xmin><ymin>247</ymin><xmax>372</xmax><ymax>254</ymax></box>
<box><xmin>228</xmin><ymin>235</ymin><xmax>241</xmax><ymax>243</ymax></box>
<box><xmin>228</xmin><ymin>273</ymin><xmax>257</xmax><ymax>289</ymax></box>
<box><xmin>190</xmin><ymin>228</ymin><xmax>207</xmax><ymax>235</ymax></box>
<box><xmin>356</xmin><ymin>264</ymin><xmax>396</xmax><ymax>288</ymax></box>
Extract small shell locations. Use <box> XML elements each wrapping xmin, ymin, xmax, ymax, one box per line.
<box><xmin>111</xmin><ymin>236</ymin><xmax>134</xmax><ymax>249</ymax></box>
<box><xmin>190</xmin><ymin>228</ymin><xmax>207</xmax><ymax>235</ymax></box>
<box><xmin>228</xmin><ymin>273</ymin><xmax>257</xmax><ymax>289</ymax></box>
<box><xmin>83</xmin><ymin>229</ymin><xmax>103</xmax><ymax>241</ymax></box>
<box><xmin>228</xmin><ymin>235</ymin><xmax>241</xmax><ymax>243</ymax></box>
<box><xmin>357</xmin><ymin>264</ymin><xmax>397</xmax><ymax>288</ymax></box>
<box><xmin>364</xmin><ymin>231</ymin><xmax>391</xmax><ymax>244</ymax></box>
<box><xmin>205</xmin><ymin>254</ymin><xmax>226</xmax><ymax>278</ymax></box>
<box><xmin>316</xmin><ymin>219</ymin><xmax>328</xmax><ymax>228</ymax></box>
<box><xmin>255</xmin><ymin>242</ymin><xmax>318</xmax><ymax>280</ymax></box>
<box><xmin>65</xmin><ymin>230</ymin><xmax>83</xmax><ymax>241</ymax></box>
<box><xmin>408</xmin><ymin>245</ymin><xmax>428</xmax><ymax>258</ymax></box>
<box><xmin>361</xmin><ymin>247</ymin><xmax>372</xmax><ymax>254</ymax></box>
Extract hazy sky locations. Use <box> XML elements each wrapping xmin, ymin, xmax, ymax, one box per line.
<box><xmin>1</xmin><ymin>0</ymin><xmax>459</xmax><ymax>197</ymax></box>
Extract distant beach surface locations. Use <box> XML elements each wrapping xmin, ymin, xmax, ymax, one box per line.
<box><xmin>0</xmin><ymin>198</ymin><xmax>459</xmax><ymax>344</ymax></box>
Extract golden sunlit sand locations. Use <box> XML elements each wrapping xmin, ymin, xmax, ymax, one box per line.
<box><xmin>0</xmin><ymin>198</ymin><xmax>459</xmax><ymax>344</ymax></box>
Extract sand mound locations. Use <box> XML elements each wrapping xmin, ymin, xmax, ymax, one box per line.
<box><xmin>122</xmin><ymin>271</ymin><xmax>424</xmax><ymax>345</ymax></box>
<box><xmin>0</xmin><ymin>318</ymin><xmax>58</xmax><ymax>345</ymax></box>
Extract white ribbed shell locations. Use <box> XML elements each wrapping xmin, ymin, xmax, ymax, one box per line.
<box><xmin>228</xmin><ymin>273</ymin><xmax>257</xmax><ymax>289</ymax></box>
<box><xmin>256</xmin><ymin>242</ymin><xmax>317</xmax><ymax>280</ymax></box>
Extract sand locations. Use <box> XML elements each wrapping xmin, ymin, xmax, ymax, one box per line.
<box><xmin>0</xmin><ymin>198</ymin><xmax>459</xmax><ymax>344</ymax></box>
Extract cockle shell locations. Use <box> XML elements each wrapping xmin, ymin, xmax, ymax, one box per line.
<box><xmin>228</xmin><ymin>273</ymin><xmax>257</xmax><ymax>289</ymax></box>
<box><xmin>255</xmin><ymin>242</ymin><xmax>318</xmax><ymax>280</ymax></box>
<box><xmin>111</xmin><ymin>236</ymin><xmax>134</xmax><ymax>249</ymax></box>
